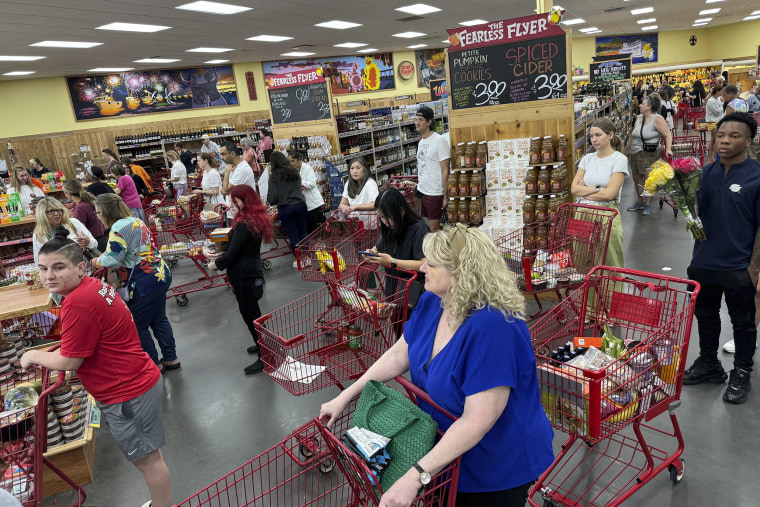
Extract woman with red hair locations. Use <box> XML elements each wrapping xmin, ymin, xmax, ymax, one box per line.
<box><xmin>205</xmin><ymin>185</ymin><xmax>274</xmax><ymax>375</ymax></box>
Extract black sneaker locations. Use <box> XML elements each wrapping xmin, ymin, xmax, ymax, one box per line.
<box><xmin>247</xmin><ymin>344</ymin><xmax>260</xmax><ymax>354</ymax></box>
<box><xmin>244</xmin><ymin>359</ymin><xmax>265</xmax><ymax>375</ymax></box>
<box><xmin>683</xmin><ymin>357</ymin><xmax>727</xmax><ymax>385</ymax></box>
<box><xmin>723</xmin><ymin>368</ymin><xmax>751</xmax><ymax>404</ymax></box>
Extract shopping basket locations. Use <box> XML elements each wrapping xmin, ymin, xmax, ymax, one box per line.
<box><xmin>385</xmin><ymin>175</ymin><xmax>418</xmax><ymax>210</ymax></box>
<box><xmin>254</xmin><ymin>263</ymin><xmax>417</xmax><ymax>396</ymax></box>
<box><xmin>527</xmin><ymin>267</ymin><xmax>699</xmax><ymax>507</ymax></box>
<box><xmin>295</xmin><ymin>213</ymin><xmax>377</xmax><ymax>283</ymax></box>
<box><xmin>318</xmin><ymin>376</ymin><xmax>460</xmax><ymax>507</ymax></box>
<box><xmin>494</xmin><ymin>203</ymin><xmax>618</xmax><ymax>320</ymax></box>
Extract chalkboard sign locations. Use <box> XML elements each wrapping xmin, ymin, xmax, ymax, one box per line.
<box><xmin>448</xmin><ymin>34</ymin><xmax>567</xmax><ymax>110</ymax></box>
<box><xmin>267</xmin><ymin>69</ymin><xmax>331</xmax><ymax>124</ymax></box>
<box><xmin>430</xmin><ymin>79</ymin><xmax>448</xmax><ymax>100</ymax></box>
<box><xmin>590</xmin><ymin>59</ymin><xmax>631</xmax><ymax>83</ymax></box>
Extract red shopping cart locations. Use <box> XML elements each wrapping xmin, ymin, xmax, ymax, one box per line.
<box><xmin>262</xmin><ymin>206</ymin><xmax>293</xmax><ymax>270</ymax></box>
<box><xmin>494</xmin><ymin>203</ymin><xmax>618</xmax><ymax>320</ymax></box>
<box><xmin>0</xmin><ymin>343</ymin><xmax>88</xmax><ymax>506</ymax></box>
<box><xmin>254</xmin><ymin>263</ymin><xmax>417</xmax><ymax>396</ymax></box>
<box><xmin>385</xmin><ymin>175</ymin><xmax>418</xmax><ymax>210</ymax></box>
<box><xmin>526</xmin><ymin>267</ymin><xmax>699</xmax><ymax>507</ymax></box>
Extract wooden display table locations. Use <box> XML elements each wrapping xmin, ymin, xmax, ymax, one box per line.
<box><xmin>42</xmin><ymin>421</ymin><xmax>96</xmax><ymax>497</ymax></box>
<box><xmin>0</xmin><ymin>286</ymin><xmax>51</xmax><ymax>320</ymax></box>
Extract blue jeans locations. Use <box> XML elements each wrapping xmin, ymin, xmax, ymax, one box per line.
<box><xmin>127</xmin><ymin>284</ymin><xmax>177</xmax><ymax>364</ymax></box>
<box><xmin>130</xmin><ymin>207</ymin><xmax>146</xmax><ymax>224</ymax></box>
<box><xmin>278</xmin><ymin>202</ymin><xmax>308</xmax><ymax>255</ymax></box>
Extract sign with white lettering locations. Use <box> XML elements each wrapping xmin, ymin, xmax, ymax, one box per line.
<box><xmin>267</xmin><ymin>69</ymin><xmax>331</xmax><ymax>124</ymax></box>
<box><xmin>590</xmin><ymin>58</ymin><xmax>631</xmax><ymax>83</ymax></box>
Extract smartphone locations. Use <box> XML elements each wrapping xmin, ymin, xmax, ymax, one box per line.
<box><xmin>191</xmin><ymin>187</ymin><xmax>203</xmax><ymax>191</ymax></box>
<box><xmin>358</xmin><ymin>250</ymin><xmax>378</xmax><ymax>257</ymax></box>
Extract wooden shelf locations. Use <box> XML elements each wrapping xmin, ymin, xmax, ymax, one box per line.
<box><xmin>528</xmin><ymin>161</ymin><xmax>567</xmax><ymax>167</ymax></box>
<box><xmin>452</xmin><ymin>166</ymin><xmax>485</xmax><ymax>173</ymax></box>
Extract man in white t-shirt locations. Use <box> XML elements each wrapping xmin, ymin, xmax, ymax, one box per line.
<box><xmin>415</xmin><ymin>106</ymin><xmax>450</xmax><ymax>231</ymax></box>
<box><xmin>221</xmin><ymin>141</ymin><xmax>256</xmax><ymax>219</ymax></box>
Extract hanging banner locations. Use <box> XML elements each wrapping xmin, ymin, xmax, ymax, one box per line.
<box><xmin>595</xmin><ymin>34</ymin><xmax>658</xmax><ymax>64</ymax></box>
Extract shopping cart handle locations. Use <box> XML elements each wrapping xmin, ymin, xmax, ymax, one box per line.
<box><xmin>38</xmin><ymin>342</ymin><xmax>69</xmax><ymax>399</ymax></box>
<box><xmin>395</xmin><ymin>376</ymin><xmax>457</xmax><ymax>422</ymax></box>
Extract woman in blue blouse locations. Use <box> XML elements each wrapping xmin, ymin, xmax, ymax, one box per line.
<box><xmin>92</xmin><ymin>193</ymin><xmax>179</xmax><ymax>374</ymax></box>
<box><xmin>321</xmin><ymin>224</ymin><xmax>554</xmax><ymax>506</ymax></box>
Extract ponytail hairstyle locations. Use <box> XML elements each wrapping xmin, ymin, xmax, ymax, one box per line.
<box><xmin>590</xmin><ymin>118</ymin><xmax>624</xmax><ymax>152</ymax></box>
<box><xmin>197</xmin><ymin>152</ymin><xmax>219</xmax><ymax>169</ymax></box>
<box><xmin>39</xmin><ymin>226</ymin><xmax>85</xmax><ymax>266</ymax></box>
<box><xmin>62</xmin><ymin>180</ymin><xmax>96</xmax><ymax>206</ymax></box>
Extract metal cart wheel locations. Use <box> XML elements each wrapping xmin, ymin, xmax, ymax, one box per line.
<box><xmin>668</xmin><ymin>458</ymin><xmax>685</xmax><ymax>483</ymax></box>
<box><xmin>22</xmin><ymin>340</ymin><xmax>33</xmax><ymax>348</ymax></box>
<box><xmin>176</xmin><ymin>295</ymin><xmax>189</xmax><ymax>306</ymax></box>
<box><xmin>659</xmin><ymin>200</ymin><xmax>664</xmax><ymax>209</ymax></box>
<box><xmin>319</xmin><ymin>457</ymin><xmax>335</xmax><ymax>474</ymax></box>
<box><xmin>299</xmin><ymin>443</ymin><xmax>314</xmax><ymax>460</ymax></box>
<box><xmin>673</xmin><ymin>208</ymin><xmax>678</xmax><ymax>218</ymax></box>
<box><xmin>262</xmin><ymin>260</ymin><xmax>272</xmax><ymax>270</ymax></box>
<box><xmin>168</xmin><ymin>259</ymin><xmax>179</xmax><ymax>268</ymax></box>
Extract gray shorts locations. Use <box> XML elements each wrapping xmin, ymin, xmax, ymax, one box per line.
<box><xmin>97</xmin><ymin>380</ymin><xmax>165</xmax><ymax>462</ymax></box>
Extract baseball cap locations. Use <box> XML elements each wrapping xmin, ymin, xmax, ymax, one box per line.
<box><xmin>416</xmin><ymin>107</ymin><xmax>434</xmax><ymax>120</ymax></box>
<box><xmin>201</xmin><ymin>134</ymin><xmax>210</xmax><ymax>140</ymax></box>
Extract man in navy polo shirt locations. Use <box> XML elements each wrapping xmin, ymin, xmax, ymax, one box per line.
<box><xmin>684</xmin><ymin>113</ymin><xmax>760</xmax><ymax>404</ymax></box>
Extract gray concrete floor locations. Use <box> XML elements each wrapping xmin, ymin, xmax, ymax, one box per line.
<box><xmin>46</xmin><ymin>177</ymin><xmax>760</xmax><ymax>506</ymax></box>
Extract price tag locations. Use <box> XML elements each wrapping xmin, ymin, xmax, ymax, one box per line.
<box><xmin>88</xmin><ymin>398</ymin><xmax>101</xmax><ymax>428</ymax></box>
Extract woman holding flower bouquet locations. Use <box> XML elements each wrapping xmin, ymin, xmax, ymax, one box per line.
<box><xmin>571</xmin><ymin>118</ymin><xmax>628</xmax><ymax>268</ymax></box>
<box><xmin>625</xmin><ymin>92</ymin><xmax>673</xmax><ymax>216</ymax></box>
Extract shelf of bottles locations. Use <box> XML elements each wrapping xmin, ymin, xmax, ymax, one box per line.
<box><xmin>276</xmin><ymin>136</ymin><xmax>334</xmax><ymax>210</ymax></box>
<box><xmin>335</xmin><ymin>100</ymin><xmax>448</xmax><ymax>184</ymax></box>
<box><xmin>635</xmin><ymin>65</ymin><xmax>721</xmax><ymax>91</ymax></box>
<box><xmin>572</xmin><ymin>83</ymin><xmax>632</xmax><ymax>164</ymax></box>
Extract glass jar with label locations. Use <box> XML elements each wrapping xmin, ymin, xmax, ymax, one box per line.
<box><xmin>550</xmin><ymin>162</ymin><xmax>567</xmax><ymax>193</ymax></box>
<box><xmin>523</xmin><ymin>229</ymin><xmax>536</xmax><ymax>251</ymax></box>
<box><xmin>457</xmin><ymin>198</ymin><xmax>469</xmax><ymax>223</ymax></box>
<box><xmin>537</xmin><ymin>166</ymin><xmax>551</xmax><ymax>194</ymax></box>
<box><xmin>523</xmin><ymin>196</ymin><xmax>536</xmax><ymax>225</ymax></box>
<box><xmin>557</xmin><ymin>135</ymin><xmax>568</xmax><ymax>161</ymax></box>
<box><xmin>470</xmin><ymin>171</ymin><xmax>483</xmax><ymax>196</ymax></box>
<box><xmin>548</xmin><ymin>194</ymin><xmax>561</xmax><ymax>222</ymax></box>
<box><xmin>448</xmin><ymin>172</ymin><xmax>459</xmax><ymax>197</ymax></box>
<box><xmin>541</xmin><ymin>136</ymin><xmax>555</xmax><ymax>163</ymax></box>
<box><xmin>468</xmin><ymin>197</ymin><xmax>483</xmax><ymax>224</ymax></box>
<box><xmin>537</xmin><ymin>223</ymin><xmax>549</xmax><ymax>249</ymax></box>
<box><xmin>447</xmin><ymin>199</ymin><xmax>458</xmax><ymax>223</ymax></box>
<box><xmin>458</xmin><ymin>172</ymin><xmax>470</xmax><ymax>197</ymax></box>
<box><xmin>464</xmin><ymin>142</ymin><xmax>476</xmax><ymax>168</ymax></box>
<box><xmin>475</xmin><ymin>141</ymin><xmax>487</xmax><ymax>167</ymax></box>
<box><xmin>456</xmin><ymin>142</ymin><xmax>466</xmax><ymax>169</ymax></box>
<box><xmin>348</xmin><ymin>324</ymin><xmax>362</xmax><ymax>352</ymax></box>
<box><xmin>525</xmin><ymin>167</ymin><xmax>538</xmax><ymax>195</ymax></box>
<box><xmin>535</xmin><ymin>196</ymin><xmax>549</xmax><ymax>222</ymax></box>
<box><xmin>529</xmin><ymin>137</ymin><xmax>542</xmax><ymax>165</ymax></box>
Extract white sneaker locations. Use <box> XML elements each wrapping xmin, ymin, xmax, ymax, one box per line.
<box><xmin>292</xmin><ymin>260</ymin><xmax>299</xmax><ymax>269</ymax></box>
<box><xmin>723</xmin><ymin>340</ymin><xmax>735</xmax><ymax>353</ymax></box>
<box><xmin>140</xmin><ymin>501</ymin><xmax>151</xmax><ymax>507</ymax></box>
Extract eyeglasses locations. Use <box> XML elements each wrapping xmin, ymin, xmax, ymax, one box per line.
<box><xmin>94</xmin><ymin>211</ymin><xmax>102</xmax><ymax>215</ymax></box>
<box><xmin>46</xmin><ymin>209</ymin><xmax>63</xmax><ymax>215</ymax></box>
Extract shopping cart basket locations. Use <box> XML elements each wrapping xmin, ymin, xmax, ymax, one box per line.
<box><xmin>526</xmin><ymin>267</ymin><xmax>699</xmax><ymax>507</ymax></box>
<box><xmin>0</xmin><ymin>343</ymin><xmax>87</xmax><ymax>506</ymax></box>
<box><xmin>494</xmin><ymin>203</ymin><xmax>618</xmax><ymax>320</ymax></box>
<box><xmin>385</xmin><ymin>175</ymin><xmax>418</xmax><ymax>210</ymax></box>
<box><xmin>254</xmin><ymin>263</ymin><xmax>417</xmax><ymax>396</ymax></box>
<box><xmin>296</xmin><ymin>211</ymin><xmax>378</xmax><ymax>282</ymax></box>
<box><xmin>262</xmin><ymin>206</ymin><xmax>293</xmax><ymax>270</ymax></box>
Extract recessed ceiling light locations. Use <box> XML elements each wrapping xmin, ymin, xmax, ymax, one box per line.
<box><xmin>3</xmin><ymin>71</ymin><xmax>36</xmax><ymax>76</ymax></box>
<box><xmin>637</xmin><ymin>18</ymin><xmax>656</xmax><ymax>24</ymax></box>
<box><xmin>176</xmin><ymin>1</ymin><xmax>252</xmax><ymax>15</ymax></box>
<box><xmin>743</xmin><ymin>15</ymin><xmax>760</xmax><ymax>20</ymax></box>
<box><xmin>29</xmin><ymin>41</ymin><xmax>102</xmax><ymax>48</ymax></box>
<box><xmin>631</xmin><ymin>7</ymin><xmax>654</xmax><ymax>15</ymax></box>
<box><xmin>693</xmin><ymin>22</ymin><xmax>708</xmax><ymax>26</ymax></box>
<box><xmin>88</xmin><ymin>67</ymin><xmax>135</xmax><ymax>72</ymax></box>
<box><xmin>442</xmin><ymin>40</ymin><xmax>451</xmax><ymax>43</ymax></box>
<box><xmin>315</xmin><ymin>20</ymin><xmax>362</xmax><ymax>29</ymax></box>
<box><xmin>561</xmin><ymin>18</ymin><xmax>585</xmax><ymax>25</ymax></box>
<box><xmin>705</xmin><ymin>0</ymin><xmax>724</xmax><ymax>3</ymax></box>
<box><xmin>134</xmin><ymin>58</ymin><xmax>181</xmax><ymax>63</ymax></box>
<box><xmin>246</xmin><ymin>35</ymin><xmax>293</xmax><ymax>42</ymax></box>
<box><xmin>584</xmin><ymin>30</ymin><xmax>602</xmax><ymax>34</ymax></box>
<box><xmin>333</xmin><ymin>42</ymin><xmax>368</xmax><ymax>48</ymax></box>
<box><xmin>357</xmin><ymin>48</ymin><xmax>379</xmax><ymax>53</ymax></box>
<box><xmin>395</xmin><ymin>4</ymin><xmax>441</xmax><ymax>15</ymax></box>
<box><xmin>0</xmin><ymin>56</ymin><xmax>46</xmax><ymax>61</ymax></box>
<box><xmin>578</xmin><ymin>27</ymin><xmax>600</xmax><ymax>33</ymax></box>
<box><xmin>694</xmin><ymin>17</ymin><xmax>712</xmax><ymax>22</ymax></box>
<box><xmin>751</xmin><ymin>10</ymin><xmax>760</xmax><ymax>15</ymax></box>
<box><xmin>392</xmin><ymin>31</ymin><xmax>426</xmax><ymax>38</ymax></box>
<box><xmin>281</xmin><ymin>51</ymin><xmax>316</xmax><ymax>57</ymax></box>
<box><xmin>186</xmin><ymin>47</ymin><xmax>234</xmax><ymax>53</ymax></box>
<box><xmin>699</xmin><ymin>8</ymin><xmax>720</xmax><ymax>14</ymax></box>
<box><xmin>407</xmin><ymin>44</ymin><xmax>428</xmax><ymax>49</ymax></box>
<box><xmin>205</xmin><ymin>59</ymin><xmax>230</xmax><ymax>64</ymax></box>
<box><xmin>459</xmin><ymin>19</ymin><xmax>488</xmax><ymax>26</ymax></box>
<box><xmin>641</xmin><ymin>25</ymin><xmax>658</xmax><ymax>30</ymax></box>
<box><xmin>96</xmin><ymin>22</ymin><xmax>171</xmax><ymax>32</ymax></box>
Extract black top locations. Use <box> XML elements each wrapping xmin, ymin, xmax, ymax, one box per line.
<box><xmin>180</xmin><ymin>150</ymin><xmax>194</xmax><ymax>172</ymax></box>
<box><xmin>268</xmin><ymin>177</ymin><xmax>305</xmax><ymax>207</ymax></box>
<box><xmin>32</xmin><ymin>167</ymin><xmax>52</xmax><ymax>179</ymax></box>
<box><xmin>662</xmin><ymin>85</ymin><xmax>675</xmax><ymax>99</ymax></box>
<box><xmin>691</xmin><ymin>87</ymin><xmax>703</xmax><ymax>107</ymax></box>
<box><xmin>88</xmin><ymin>181</ymin><xmax>115</xmax><ymax>196</ymax></box>
<box><xmin>376</xmin><ymin>219</ymin><xmax>429</xmax><ymax>295</ymax></box>
<box><xmin>132</xmin><ymin>174</ymin><xmax>149</xmax><ymax>198</ymax></box>
<box><xmin>215</xmin><ymin>221</ymin><xmax>263</xmax><ymax>280</ymax></box>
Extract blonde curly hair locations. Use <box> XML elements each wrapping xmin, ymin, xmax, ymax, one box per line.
<box><xmin>423</xmin><ymin>227</ymin><xmax>525</xmax><ymax>329</ymax></box>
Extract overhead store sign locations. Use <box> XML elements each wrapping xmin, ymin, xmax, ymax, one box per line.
<box><xmin>266</xmin><ymin>69</ymin><xmax>325</xmax><ymax>90</ymax></box>
<box><xmin>589</xmin><ymin>59</ymin><xmax>632</xmax><ymax>83</ymax></box>
<box><xmin>267</xmin><ymin>68</ymin><xmax>331</xmax><ymax>124</ymax></box>
<box><xmin>446</xmin><ymin>14</ymin><xmax>565</xmax><ymax>51</ymax></box>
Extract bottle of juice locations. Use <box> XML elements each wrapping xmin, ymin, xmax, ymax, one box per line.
<box><xmin>457</xmin><ymin>198</ymin><xmax>469</xmax><ymax>223</ymax></box>
<box><xmin>468</xmin><ymin>197</ymin><xmax>483</xmax><ymax>224</ymax></box>
<box><xmin>525</xmin><ymin>167</ymin><xmax>538</xmax><ymax>195</ymax></box>
<box><xmin>469</xmin><ymin>171</ymin><xmax>483</xmax><ymax>196</ymax></box>
<box><xmin>458</xmin><ymin>172</ymin><xmax>470</xmax><ymax>197</ymax></box>
<box><xmin>448</xmin><ymin>172</ymin><xmax>459</xmax><ymax>197</ymax></box>
<box><xmin>550</xmin><ymin>162</ymin><xmax>566</xmax><ymax>193</ymax></box>
<box><xmin>535</xmin><ymin>196</ymin><xmax>548</xmax><ymax>222</ymax></box>
<box><xmin>523</xmin><ymin>196</ymin><xmax>536</xmax><ymax>225</ymax></box>
<box><xmin>529</xmin><ymin>137</ymin><xmax>542</xmax><ymax>165</ymax></box>
<box><xmin>541</xmin><ymin>136</ymin><xmax>555</xmax><ymax>163</ymax></box>
<box><xmin>464</xmin><ymin>142</ymin><xmax>476</xmax><ymax>168</ymax></box>
<box><xmin>557</xmin><ymin>135</ymin><xmax>568</xmax><ymax>162</ymax></box>
<box><xmin>455</xmin><ymin>142</ymin><xmax>466</xmax><ymax>169</ymax></box>
<box><xmin>475</xmin><ymin>141</ymin><xmax>487</xmax><ymax>167</ymax></box>
<box><xmin>447</xmin><ymin>199</ymin><xmax>458</xmax><ymax>223</ymax></box>
<box><xmin>537</xmin><ymin>166</ymin><xmax>551</xmax><ymax>194</ymax></box>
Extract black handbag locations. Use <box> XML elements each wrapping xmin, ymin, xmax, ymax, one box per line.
<box><xmin>640</xmin><ymin>121</ymin><xmax>659</xmax><ymax>152</ymax></box>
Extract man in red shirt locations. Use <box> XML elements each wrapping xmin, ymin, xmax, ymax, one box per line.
<box><xmin>20</xmin><ymin>229</ymin><xmax>172</xmax><ymax>507</ymax></box>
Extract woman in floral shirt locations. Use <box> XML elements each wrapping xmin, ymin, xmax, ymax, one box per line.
<box><xmin>92</xmin><ymin>194</ymin><xmax>179</xmax><ymax>373</ymax></box>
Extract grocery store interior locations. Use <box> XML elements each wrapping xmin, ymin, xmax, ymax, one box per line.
<box><xmin>0</xmin><ymin>0</ymin><xmax>759</xmax><ymax>505</ymax></box>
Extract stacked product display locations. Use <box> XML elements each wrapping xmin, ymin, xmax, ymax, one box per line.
<box><xmin>446</xmin><ymin>141</ymin><xmax>487</xmax><ymax>227</ymax></box>
<box><xmin>47</xmin><ymin>384</ymin><xmax>90</xmax><ymax>448</ymax></box>
<box><xmin>574</xmin><ymin>83</ymin><xmax>632</xmax><ymax>165</ymax></box>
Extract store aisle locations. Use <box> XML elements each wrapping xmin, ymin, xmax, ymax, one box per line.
<box><xmin>46</xmin><ymin>179</ymin><xmax>759</xmax><ymax>506</ymax></box>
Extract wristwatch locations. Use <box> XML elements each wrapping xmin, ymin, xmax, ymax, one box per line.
<box><xmin>595</xmin><ymin>185</ymin><xmax>601</xmax><ymax>192</ymax></box>
<box><xmin>413</xmin><ymin>463</ymin><xmax>431</xmax><ymax>485</ymax></box>
<box><xmin>391</xmin><ymin>259</ymin><xmax>397</xmax><ymax>269</ymax></box>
